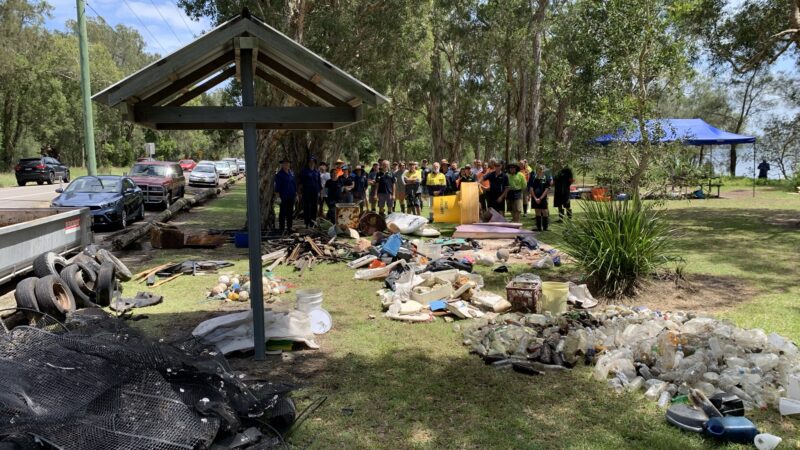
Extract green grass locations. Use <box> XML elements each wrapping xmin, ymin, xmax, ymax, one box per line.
<box><xmin>0</xmin><ymin>166</ymin><xmax>128</xmax><ymax>187</ymax></box>
<box><xmin>118</xmin><ymin>182</ymin><xmax>800</xmax><ymax>449</ymax></box>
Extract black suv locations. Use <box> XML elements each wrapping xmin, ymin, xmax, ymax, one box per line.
<box><xmin>14</xmin><ymin>157</ymin><xmax>70</xmax><ymax>186</ymax></box>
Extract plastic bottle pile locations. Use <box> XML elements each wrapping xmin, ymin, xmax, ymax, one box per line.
<box><xmin>462</xmin><ymin>306</ymin><xmax>799</xmax><ymax>411</ymax></box>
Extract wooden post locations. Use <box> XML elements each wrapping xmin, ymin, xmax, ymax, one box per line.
<box><xmin>241</xmin><ymin>47</ymin><xmax>266</xmax><ymax>360</ymax></box>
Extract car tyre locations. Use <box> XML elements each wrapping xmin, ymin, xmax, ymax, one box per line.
<box><xmin>17</xmin><ymin>180</ymin><xmax>25</xmax><ymax>187</ymax></box>
<box><xmin>33</xmin><ymin>252</ymin><xmax>68</xmax><ymax>278</ymax></box>
<box><xmin>163</xmin><ymin>193</ymin><xmax>172</xmax><ymax>210</ymax></box>
<box><xmin>36</xmin><ymin>180</ymin><xmax>44</xmax><ymax>185</ymax></box>
<box><xmin>34</xmin><ymin>275</ymin><xmax>76</xmax><ymax>317</ymax></box>
<box><xmin>96</xmin><ymin>249</ymin><xmax>132</xmax><ymax>281</ymax></box>
<box><xmin>95</xmin><ymin>262</ymin><xmax>116</xmax><ymax>306</ymax></box>
<box><xmin>61</xmin><ymin>264</ymin><xmax>97</xmax><ymax>308</ymax></box>
<box><xmin>14</xmin><ymin>277</ymin><xmax>41</xmax><ymax>320</ymax></box>
<box><xmin>63</xmin><ymin>170</ymin><xmax>70</xmax><ymax>182</ymax></box>
<box><xmin>120</xmin><ymin>208</ymin><xmax>128</xmax><ymax>229</ymax></box>
<box><xmin>47</xmin><ymin>172</ymin><xmax>54</xmax><ymax>184</ymax></box>
<box><xmin>136</xmin><ymin>202</ymin><xmax>145</xmax><ymax>220</ymax></box>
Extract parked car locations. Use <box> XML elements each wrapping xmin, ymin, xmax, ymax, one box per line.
<box><xmin>50</xmin><ymin>176</ymin><xmax>144</xmax><ymax>229</ymax></box>
<box><xmin>236</xmin><ymin>159</ymin><xmax>246</xmax><ymax>173</ymax></box>
<box><xmin>188</xmin><ymin>163</ymin><xmax>219</xmax><ymax>187</ymax></box>
<box><xmin>14</xmin><ymin>156</ymin><xmax>70</xmax><ymax>186</ymax></box>
<box><xmin>179</xmin><ymin>159</ymin><xmax>197</xmax><ymax>172</ymax></box>
<box><xmin>214</xmin><ymin>161</ymin><xmax>233</xmax><ymax>178</ymax></box>
<box><xmin>222</xmin><ymin>158</ymin><xmax>240</xmax><ymax>175</ymax></box>
<box><xmin>128</xmin><ymin>161</ymin><xmax>185</xmax><ymax>209</ymax></box>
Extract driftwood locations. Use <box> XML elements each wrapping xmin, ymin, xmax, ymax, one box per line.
<box><xmin>112</xmin><ymin>188</ymin><xmax>218</xmax><ymax>250</ymax></box>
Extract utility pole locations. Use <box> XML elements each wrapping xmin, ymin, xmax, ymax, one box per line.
<box><xmin>77</xmin><ymin>0</ymin><xmax>97</xmax><ymax>175</ymax></box>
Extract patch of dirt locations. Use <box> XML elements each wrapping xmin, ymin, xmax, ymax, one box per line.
<box><xmin>721</xmin><ymin>189</ymin><xmax>755</xmax><ymax>199</ymax></box>
<box><xmin>607</xmin><ymin>273</ymin><xmax>757</xmax><ymax>314</ymax></box>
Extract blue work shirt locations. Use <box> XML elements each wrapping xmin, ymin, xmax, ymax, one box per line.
<box><xmin>299</xmin><ymin>167</ymin><xmax>321</xmax><ymax>195</ymax></box>
<box><xmin>274</xmin><ymin>169</ymin><xmax>297</xmax><ymax>200</ymax></box>
<box><xmin>351</xmin><ymin>172</ymin><xmax>368</xmax><ymax>197</ymax></box>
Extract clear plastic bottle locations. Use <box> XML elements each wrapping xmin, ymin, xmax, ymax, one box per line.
<box><xmin>645</xmin><ymin>379</ymin><xmax>668</xmax><ymax>401</ymax></box>
<box><xmin>673</xmin><ymin>344</ymin><xmax>685</xmax><ymax>369</ymax></box>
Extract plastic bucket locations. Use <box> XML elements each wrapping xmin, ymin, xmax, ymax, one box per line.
<box><xmin>541</xmin><ymin>282</ymin><xmax>569</xmax><ymax>315</ymax></box>
<box><xmin>234</xmin><ymin>232</ymin><xmax>248</xmax><ymax>248</ymax></box>
<box><xmin>417</xmin><ymin>242</ymin><xmax>443</xmax><ymax>260</ymax></box>
<box><xmin>296</xmin><ymin>289</ymin><xmax>323</xmax><ymax>313</ymax></box>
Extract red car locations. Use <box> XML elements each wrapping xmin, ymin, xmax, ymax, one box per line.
<box><xmin>179</xmin><ymin>159</ymin><xmax>197</xmax><ymax>171</ymax></box>
<box><xmin>128</xmin><ymin>161</ymin><xmax>186</xmax><ymax>209</ymax></box>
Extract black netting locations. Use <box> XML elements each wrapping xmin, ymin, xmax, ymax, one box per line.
<box><xmin>0</xmin><ymin>313</ymin><xmax>292</xmax><ymax>450</ymax></box>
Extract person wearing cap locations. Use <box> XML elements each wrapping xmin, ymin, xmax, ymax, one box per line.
<box><xmin>273</xmin><ymin>159</ymin><xmax>297</xmax><ymax>233</ymax></box>
<box><xmin>528</xmin><ymin>165</ymin><xmax>553</xmax><ymax>231</ymax></box>
<box><xmin>333</xmin><ymin>159</ymin><xmax>345</xmax><ymax>178</ymax></box>
<box><xmin>367</xmin><ymin>162</ymin><xmax>379</xmax><ymax>212</ymax></box>
<box><xmin>499</xmin><ymin>162</ymin><xmax>526</xmax><ymax>222</ymax></box>
<box><xmin>339</xmin><ymin>166</ymin><xmax>355</xmax><ymax>203</ymax></box>
<box><xmin>456</xmin><ymin>165</ymin><xmax>476</xmax><ymax>190</ymax></box>
<box><xmin>351</xmin><ymin>165</ymin><xmax>368</xmax><ymax>212</ymax></box>
<box><xmin>325</xmin><ymin>168</ymin><xmax>342</xmax><ymax>222</ymax></box>
<box><xmin>375</xmin><ymin>160</ymin><xmax>396</xmax><ymax>215</ymax></box>
<box><xmin>298</xmin><ymin>157</ymin><xmax>321</xmax><ymax>228</ymax></box>
<box><xmin>403</xmin><ymin>161</ymin><xmax>422</xmax><ymax>215</ymax></box>
<box><xmin>445</xmin><ymin>162</ymin><xmax>459</xmax><ymax>194</ymax></box>
<box><xmin>483</xmin><ymin>160</ymin><xmax>508</xmax><ymax>214</ymax></box>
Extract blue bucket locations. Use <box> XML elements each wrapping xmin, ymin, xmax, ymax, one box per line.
<box><xmin>234</xmin><ymin>232</ymin><xmax>248</xmax><ymax>248</ymax></box>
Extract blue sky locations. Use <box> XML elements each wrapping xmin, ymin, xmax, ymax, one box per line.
<box><xmin>44</xmin><ymin>0</ymin><xmax>213</xmax><ymax>55</ymax></box>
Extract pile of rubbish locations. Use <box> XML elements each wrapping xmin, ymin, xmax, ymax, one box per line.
<box><xmin>205</xmin><ymin>273</ymin><xmax>292</xmax><ymax>302</ymax></box>
<box><xmin>462</xmin><ymin>306</ymin><xmax>800</xmax><ymax>414</ymax></box>
<box><xmin>0</xmin><ymin>310</ymin><xmax>296</xmax><ymax>449</ymax></box>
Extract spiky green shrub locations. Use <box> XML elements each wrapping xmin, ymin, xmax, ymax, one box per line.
<box><xmin>561</xmin><ymin>200</ymin><xmax>677</xmax><ymax>297</ymax></box>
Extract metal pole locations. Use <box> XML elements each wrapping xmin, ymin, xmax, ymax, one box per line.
<box><xmin>752</xmin><ymin>142</ymin><xmax>756</xmax><ymax>198</ymax></box>
<box><xmin>76</xmin><ymin>0</ymin><xmax>97</xmax><ymax>175</ymax></box>
<box><xmin>240</xmin><ymin>48</ymin><xmax>265</xmax><ymax>360</ymax></box>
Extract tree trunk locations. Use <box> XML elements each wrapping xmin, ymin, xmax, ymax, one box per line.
<box><xmin>527</xmin><ymin>0</ymin><xmax>548</xmax><ymax>159</ymax></box>
<box><xmin>515</xmin><ymin>70</ymin><xmax>529</xmax><ymax>158</ymax></box>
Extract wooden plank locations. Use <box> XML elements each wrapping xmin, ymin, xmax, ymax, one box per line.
<box><xmin>471</xmin><ymin>222</ymin><xmax>522</xmax><ymax>229</ymax></box>
<box><xmin>96</xmin><ymin>18</ymin><xmax>248</xmax><ymax>106</ymax></box>
<box><xmin>452</xmin><ymin>224</ymin><xmax>536</xmax><ymax>239</ymax></box>
<box><xmin>135</xmin><ymin>106</ymin><xmax>357</xmax><ymax>124</ymax></box>
<box><xmin>134</xmin><ymin>261</ymin><xmax>176</xmax><ymax>281</ymax></box>
<box><xmin>152</xmin><ymin>273</ymin><xmax>183</xmax><ymax>288</ymax></box>
<box><xmin>257</xmin><ymin>52</ymin><xmax>349</xmax><ymax>107</ymax></box>
<box><xmin>167</xmin><ymin>66</ymin><xmax>236</xmax><ymax>106</ymax></box>
<box><xmin>459</xmin><ymin>182</ymin><xmax>480</xmax><ymax>225</ymax></box>
<box><xmin>141</xmin><ymin>52</ymin><xmax>236</xmax><ymax>106</ymax></box>
<box><xmin>304</xmin><ymin>236</ymin><xmax>324</xmax><ymax>257</ymax></box>
<box><xmin>255</xmin><ymin>67</ymin><xmax>320</xmax><ymax>106</ymax></box>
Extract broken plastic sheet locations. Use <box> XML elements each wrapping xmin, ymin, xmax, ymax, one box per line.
<box><xmin>193</xmin><ymin>309</ymin><xmax>319</xmax><ymax>355</ymax></box>
<box><xmin>385</xmin><ymin>212</ymin><xmax>429</xmax><ymax>234</ymax></box>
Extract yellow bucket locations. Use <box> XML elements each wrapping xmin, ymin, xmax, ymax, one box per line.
<box><xmin>541</xmin><ymin>282</ymin><xmax>569</xmax><ymax>315</ymax></box>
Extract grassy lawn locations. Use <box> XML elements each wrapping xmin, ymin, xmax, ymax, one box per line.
<box><xmin>0</xmin><ymin>166</ymin><xmax>128</xmax><ymax>187</ymax></box>
<box><xmin>118</xmin><ymin>182</ymin><xmax>800</xmax><ymax>449</ymax></box>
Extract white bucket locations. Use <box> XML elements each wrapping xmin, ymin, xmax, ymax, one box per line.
<box><xmin>779</xmin><ymin>397</ymin><xmax>800</xmax><ymax>416</ymax></box>
<box><xmin>296</xmin><ymin>289</ymin><xmax>323</xmax><ymax>313</ymax></box>
<box><xmin>417</xmin><ymin>242</ymin><xmax>443</xmax><ymax>260</ymax></box>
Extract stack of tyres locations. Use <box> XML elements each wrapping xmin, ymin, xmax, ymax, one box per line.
<box><xmin>12</xmin><ymin>247</ymin><xmax>131</xmax><ymax>322</ymax></box>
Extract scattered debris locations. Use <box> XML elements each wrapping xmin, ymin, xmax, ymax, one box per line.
<box><xmin>110</xmin><ymin>291</ymin><xmax>163</xmax><ymax>312</ymax></box>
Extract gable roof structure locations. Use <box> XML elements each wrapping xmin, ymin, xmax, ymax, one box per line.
<box><xmin>92</xmin><ymin>10</ymin><xmax>389</xmax><ymax>130</ymax></box>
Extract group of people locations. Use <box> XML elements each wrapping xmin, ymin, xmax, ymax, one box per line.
<box><xmin>273</xmin><ymin>156</ymin><xmax>574</xmax><ymax>234</ymax></box>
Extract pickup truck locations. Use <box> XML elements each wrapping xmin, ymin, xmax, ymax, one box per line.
<box><xmin>0</xmin><ymin>208</ymin><xmax>93</xmax><ymax>285</ymax></box>
<box><xmin>128</xmin><ymin>161</ymin><xmax>185</xmax><ymax>209</ymax></box>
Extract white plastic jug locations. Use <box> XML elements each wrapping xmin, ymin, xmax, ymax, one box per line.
<box><xmin>754</xmin><ymin>433</ymin><xmax>782</xmax><ymax>450</ymax></box>
<box><xmin>296</xmin><ymin>289</ymin><xmax>323</xmax><ymax>313</ymax></box>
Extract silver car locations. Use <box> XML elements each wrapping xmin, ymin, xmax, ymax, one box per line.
<box><xmin>223</xmin><ymin>158</ymin><xmax>240</xmax><ymax>175</ymax></box>
<box><xmin>188</xmin><ymin>163</ymin><xmax>219</xmax><ymax>187</ymax></box>
<box><xmin>215</xmin><ymin>161</ymin><xmax>233</xmax><ymax>178</ymax></box>
<box><xmin>237</xmin><ymin>159</ymin><xmax>246</xmax><ymax>173</ymax></box>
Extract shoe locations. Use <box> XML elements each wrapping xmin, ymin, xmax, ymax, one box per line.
<box><xmin>535</xmin><ymin>216</ymin><xmax>542</xmax><ymax>231</ymax></box>
<box><xmin>543</xmin><ymin>217</ymin><xmax>549</xmax><ymax>231</ymax></box>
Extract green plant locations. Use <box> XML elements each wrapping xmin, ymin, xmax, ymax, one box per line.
<box><xmin>561</xmin><ymin>200</ymin><xmax>677</xmax><ymax>297</ymax></box>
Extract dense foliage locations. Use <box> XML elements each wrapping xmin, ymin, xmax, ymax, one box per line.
<box><xmin>561</xmin><ymin>201</ymin><xmax>678</xmax><ymax>297</ymax></box>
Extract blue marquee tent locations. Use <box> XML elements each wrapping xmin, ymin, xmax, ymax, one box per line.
<box><xmin>593</xmin><ymin>118</ymin><xmax>756</xmax><ymax>146</ymax></box>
